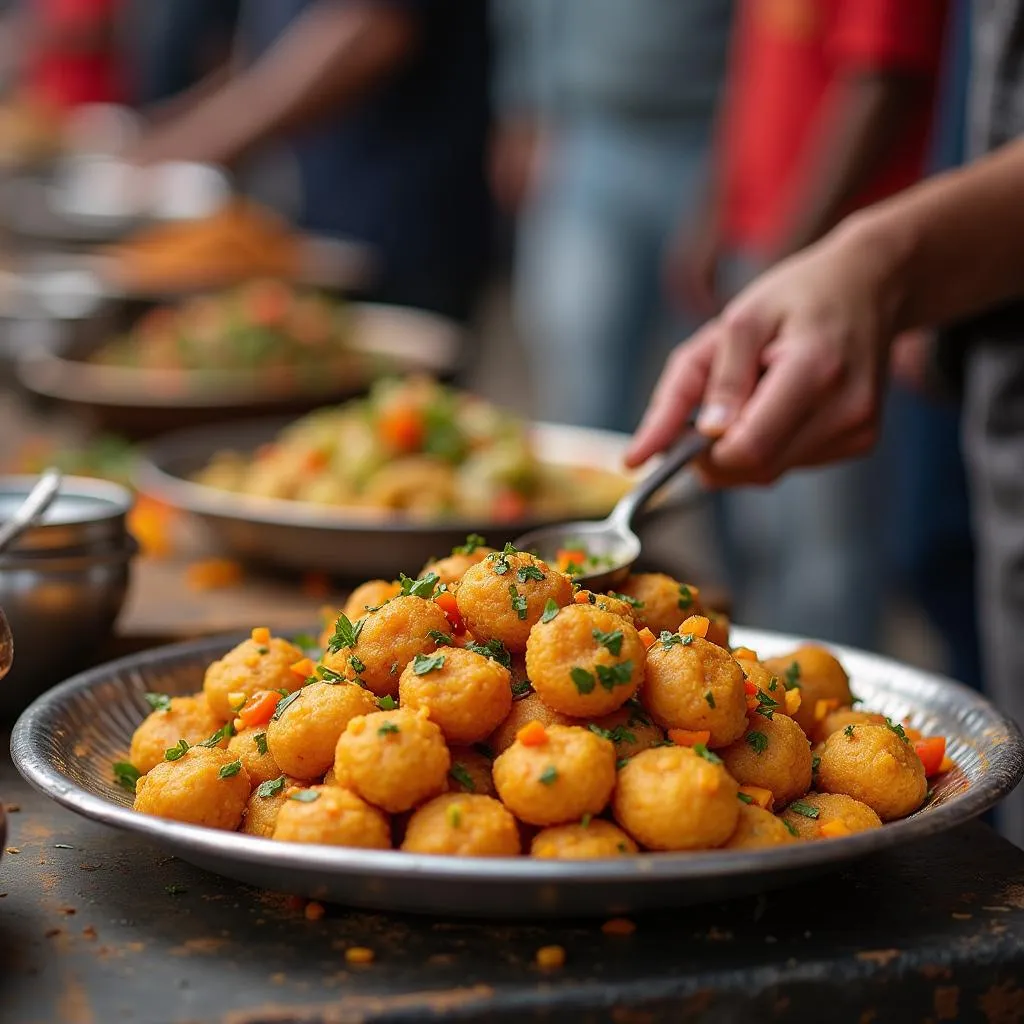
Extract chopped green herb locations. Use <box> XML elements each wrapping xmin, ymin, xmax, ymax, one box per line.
<box><xmin>377</xmin><ymin>722</ymin><xmax>401</xmax><ymax>737</ymax></box>
<box><xmin>737</xmin><ymin>792</ymin><xmax>754</xmax><ymax>805</ymax></box>
<box><xmin>316</xmin><ymin>664</ymin><xmax>346</xmax><ymax>684</ymax></box>
<box><xmin>291</xmin><ymin>632</ymin><xmax>319</xmax><ymax>651</ymax></box>
<box><xmin>811</xmin><ymin>755</ymin><xmax>821</xmax><ymax>774</ymax></box>
<box><xmin>144</xmin><ymin>692</ymin><xmax>171</xmax><ymax>713</ymax></box>
<box><xmin>677</xmin><ymin>584</ymin><xmax>694</xmax><ymax>610</ymax></box>
<box><xmin>349</xmin><ymin>654</ymin><xmax>367</xmax><ymax>675</ymax></box>
<box><xmin>377</xmin><ymin>695</ymin><xmax>397</xmax><ymax>711</ymax></box>
<box><xmin>704</xmin><ymin>691</ymin><xmax>716</xmax><ymax>709</ymax></box>
<box><xmin>511</xmin><ymin>679</ymin><xmax>532</xmax><ymax>697</ymax></box>
<box><xmin>592</xmin><ymin>628</ymin><xmax>624</xmax><ymax>657</ymax></box>
<box><xmin>328</xmin><ymin>612</ymin><xmax>364</xmax><ymax>653</ymax></box>
<box><xmin>198</xmin><ymin>721</ymin><xmax>235</xmax><ymax>747</ymax></box>
<box><xmin>746</xmin><ymin>731</ymin><xmax>769</xmax><ymax>755</ymax></box>
<box><xmin>783</xmin><ymin>819</ymin><xmax>800</xmax><ymax>837</ymax></box>
<box><xmin>616</xmin><ymin>842</ymin><xmax>629</xmax><ymax>853</ymax></box>
<box><xmin>625</xmin><ymin>698</ymin><xmax>652</xmax><ymax>728</ymax></box>
<box><xmin>289</xmin><ymin>789</ymin><xmax>320</xmax><ymax>802</ymax></box>
<box><xmin>165</xmin><ymin>884</ymin><xmax>187</xmax><ymax>896</ymax></box>
<box><xmin>271</xmin><ymin>689</ymin><xmax>302</xmax><ymax>721</ymax></box>
<box><xmin>768</xmin><ymin>676</ymin><xmax>779</xmax><ymax>692</ymax></box>
<box><xmin>488</xmin><ymin>542</ymin><xmax>518</xmax><ymax>576</ymax></box>
<box><xmin>783</xmin><ymin>661</ymin><xmax>801</xmax><ymax>690</ymax></box>
<box><xmin>563</xmin><ymin>560</ymin><xmax>583</xmax><ymax>577</ymax></box>
<box><xmin>595</xmin><ymin>660</ymin><xmax>634</xmax><ymax>691</ymax></box>
<box><xmin>588</xmin><ymin>723</ymin><xmax>613</xmax><ymax>741</ymax></box>
<box><xmin>218</xmin><ymin>759</ymin><xmax>243</xmax><ymax>779</ymax></box>
<box><xmin>607</xmin><ymin>725</ymin><xmax>637</xmax><ymax>746</ymax></box>
<box><xmin>428</xmin><ymin>629</ymin><xmax>453</xmax><ymax>646</ymax></box>
<box><xmin>516</xmin><ymin>564</ymin><xmax>546</xmax><ymax>584</ymax></box>
<box><xmin>399</xmin><ymin>571</ymin><xmax>440</xmax><ymax>600</ymax></box>
<box><xmin>789</xmin><ymin>800</ymin><xmax>820</xmax><ymax>820</ymax></box>
<box><xmin>509</xmin><ymin>582</ymin><xmax>528</xmax><ymax>620</ymax></box>
<box><xmin>616</xmin><ymin>757</ymin><xmax>631</xmax><ymax>770</ymax></box>
<box><xmin>454</xmin><ymin>533</ymin><xmax>486</xmax><ymax>555</ymax></box>
<box><xmin>754</xmin><ymin>689</ymin><xmax>780</xmax><ymax>720</ymax></box>
<box><xmin>254</xmin><ymin>732</ymin><xmax>268</xmax><ymax>756</ymax></box>
<box><xmin>413</xmin><ymin>652</ymin><xmax>446</xmax><ymax>675</ymax></box>
<box><xmin>844</xmin><ymin>724</ymin><xmax>855</xmax><ymax>739</ymax></box>
<box><xmin>659</xmin><ymin>631</ymin><xmax>693</xmax><ymax>650</ymax></box>
<box><xmin>610</xmin><ymin>592</ymin><xmax>645</xmax><ymax>609</ymax></box>
<box><xmin>257</xmin><ymin>646</ymin><xmax>269</xmax><ymax>655</ymax></box>
<box><xmin>538</xmin><ymin>765</ymin><xmax>558</xmax><ymax>786</ymax></box>
<box><xmin>885</xmin><ymin>717</ymin><xmax>910</xmax><ymax>744</ymax></box>
<box><xmin>850</xmin><ymin>693</ymin><xmax>864</xmax><ymax>705</ymax></box>
<box><xmin>540</xmin><ymin>598</ymin><xmax>560</xmax><ymax>624</ymax></box>
<box><xmin>581</xmin><ymin>813</ymin><xmax>592</xmax><ymax>829</ymax></box>
<box><xmin>112</xmin><ymin>761</ymin><xmax>140</xmax><ymax>793</ymax></box>
<box><xmin>164</xmin><ymin>739</ymin><xmax>190</xmax><ymax>762</ymax></box>
<box><xmin>694</xmin><ymin>744</ymin><xmax>722</xmax><ymax>765</ymax></box>
<box><xmin>257</xmin><ymin>776</ymin><xmax>286</xmax><ymax>798</ymax></box>
<box><xmin>448</xmin><ymin>763</ymin><xmax>476</xmax><ymax>792</ymax></box>
<box><xmin>448</xmin><ymin>805</ymin><xmax>463</xmax><ymax>828</ymax></box>
<box><xmin>464</xmin><ymin>637</ymin><xmax>512</xmax><ymax>670</ymax></box>
<box><xmin>571</xmin><ymin>667</ymin><xmax>596</xmax><ymax>694</ymax></box>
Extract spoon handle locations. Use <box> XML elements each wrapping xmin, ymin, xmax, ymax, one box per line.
<box><xmin>0</xmin><ymin>468</ymin><xmax>62</xmax><ymax>555</ymax></box>
<box><xmin>610</xmin><ymin>431</ymin><xmax>710</xmax><ymax>531</ymax></box>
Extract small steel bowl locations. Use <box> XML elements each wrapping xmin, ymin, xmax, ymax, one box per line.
<box><xmin>0</xmin><ymin>476</ymin><xmax>136</xmax><ymax>722</ymax></box>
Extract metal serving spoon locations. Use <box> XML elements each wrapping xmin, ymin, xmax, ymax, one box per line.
<box><xmin>0</xmin><ymin>467</ymin><xmax>62</xmax><ymax>680</ymax></box>
<box><xmin>514</xmin><ymin>431</ymin><xmax>710</xmax><ymax>591</ymax></box>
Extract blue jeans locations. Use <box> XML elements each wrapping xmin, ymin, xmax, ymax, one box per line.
<box><xmin>514</xmin><ymin>114</ymin><xmax>709</xmax><ymax>433</ymax></box>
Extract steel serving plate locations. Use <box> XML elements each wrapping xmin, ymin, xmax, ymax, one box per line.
<box><xmin>136</xmin><ymin>420</ymin><xmax>653</xmax><ymax>579</ymax></box>
<box><xmin>11</xmin><ymin>629</ymin><xmax>1023</xmax><ymax>918</ymax></box>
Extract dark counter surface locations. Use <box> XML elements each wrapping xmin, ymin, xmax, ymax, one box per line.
<box><xmin>2</xmin><ymin>739</ymin><xmax>1024</xmax><ymax>1024</ymax></box>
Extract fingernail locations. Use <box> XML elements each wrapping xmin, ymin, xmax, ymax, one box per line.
<box><xmin>696</xmin><ymin>403</ymin><xmax>733</xmax><ymax>436</ymax></box>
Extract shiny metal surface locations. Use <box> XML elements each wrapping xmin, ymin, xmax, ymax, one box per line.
<box><xmin>0</xmin><ymin>468</ymin><xmax>62</xmax><ymax>554</ymax></box>
<box><xmin>12</xmin><ymin>629</ymin><xmax>1023</xmax><ymax>918</ymax></box>
<box><xmin>138</xmin><ymin>420</ymin><xmax>638</xmax><ymax>579</ymax></box>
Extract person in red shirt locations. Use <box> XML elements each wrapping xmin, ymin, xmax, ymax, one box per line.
<box><xmin>667</xmin><ymin>0</ymin><xmax>949</xmax><ymax>650</ymax></box>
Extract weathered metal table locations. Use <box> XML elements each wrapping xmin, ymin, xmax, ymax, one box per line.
<box><xmin>2</xmin><ymin>738</ymin><xmax>1023</xmax><ymax>1024</ymax></box>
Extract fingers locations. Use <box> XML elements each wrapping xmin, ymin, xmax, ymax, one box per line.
<box><xmin>625</xmin><ymin>328</ymin><xmax>716</xmax><ymax>467</ymax></box>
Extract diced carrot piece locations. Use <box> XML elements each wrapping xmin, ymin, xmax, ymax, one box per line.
<box><xmin>913</xmin><ymin>736</ymin><xmax>946</xmax><ymax>777</ymax></box>
<box><xmin>251</xmin><ymin>627</ymin><xmax>271</xmax><ymax>645</ymax></box>
<box><xmin>814</xmin><ymin>698</ymin><xmax>840</xmax><ymax>721</ymax></box>
<box><xmin>186</xmin><ymin>558</ymin><xmax>243</xmax><ymax>591</ymax></box>
<box><xmin>638</xmin><ymin>627</ymin><xmax>656</xmax><ymax>649</ymax></box>
<box><xmin>785</xmin><ymin>689</ymin><xmax>802</xmax><ymax>716</ymax></box>
<box><xmin>732</xmin><ymin>647</ymin><xmax>759</xmax><ymax>662</ymax></box>
<box><xmin>290</xmin><ymin>657</ymin><xmax>316</xmax><ymax>680</ymax></box>
<box><xmin>556</xmin><ymin>549</ymin><xmax>587</xmax><ymax>573</ymax></box>
<box><xmin>680</xmin><ymin>615</ymin><xmax>710</xmax><ymax>639</ymax></box>
<box><xmin>434</xmin><ymin>591</ymin><xmax>465</xmax><ymax>634</ymax></box>
<box><xmin>738</xmin><ymin>785</ymin><xmax>774</xmax><ymax>810</ymax></box>
<box><xmin>819</xmin><ymin>819</ymin><xmax>852</xmax><ymax>839</ymax></box>
<box><xmin>227</xmin><ymin>692</ymin><xmax>247</xmax><ymax>712</ymax></box>
<box><xmin>938</xmin><ymin>754</ymin><xmax>955</xmax><ymax>774</ymax></box>
<box><xmin>378</xmin><ymin>406</ymin><xmax>424</xmax><ymax>453</ymax></box>
<box><xmin>667</xmin><ymin>728</ymin><xmax>711</xmax><ymax>748</ymax></box>
<box><xmin>517</xmin><ymin>721</ymin><xmax>549</xmax><ymax>747</ymax></box>
<box><xmin>574</xmin><ymin>591</ymin><xmax>592</xmax><ymax>604</ymax></box>
<box><xmin>903</xmin><ymin>724</ymin><xmax>924</xmax><ymax>742</ymax></box>
<box><xmin>302</xmin><ymin>449</ymin><xmax>329</xmax><ymax>474</ymax></box>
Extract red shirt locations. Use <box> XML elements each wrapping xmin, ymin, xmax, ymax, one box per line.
<box><xmin>720</xmin><ymin>0</ymin><xmax>948</xmax><ymax>253</ymax></box>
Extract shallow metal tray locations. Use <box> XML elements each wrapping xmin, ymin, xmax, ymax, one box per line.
<box><xmin>136</xmin><ymin>419</ymin><xmax>643</xmax><ymax>579</ymax></box>
<box><xmin>11</xmin><ymin>629</ymin><xmax>1022</xmax><ymax>919</ymax></box>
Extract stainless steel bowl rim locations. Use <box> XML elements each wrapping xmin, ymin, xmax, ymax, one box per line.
<box><xmin>10</xmin><ymin>628</ymin><xmax>1023</xmax><ymax>889</ymax></box>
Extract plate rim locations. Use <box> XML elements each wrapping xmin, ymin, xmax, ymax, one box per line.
<box><xmin>11</xmin><ymin>627</ymin><xmax>1024</xmax><ymax>888</ymax></box>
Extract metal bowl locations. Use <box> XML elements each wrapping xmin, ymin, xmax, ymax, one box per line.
<box><xmin>0</xmin><ymin>476</ymin><xmax>137</xmax><ymax>721</ymax></box>
<box><xmin>137</xmin><ymin>419</ymin><xmax>637</xmax><ymax>579</ymax></box>
<box><xmin>11</xmin><ymin>628</ymin><xmax>1023</xmax><ymax>918</ymax></box>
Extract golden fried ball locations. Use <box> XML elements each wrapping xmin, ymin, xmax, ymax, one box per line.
<box><xmin>573</xmin><ymin>591</ymin><xmax>637</xmax><ymax>622</ymax></box>
<box><xmin>129</xmin><ymin>693</ymin><xmax>224</xmax><ymax>774</ymax></box>
<box><xmin>421</xmin><ymin>548</ymin><xmax>495</xmax><ymax>587</ymax></box>
<box><xmin>488</xmin><ymin>692</ymin><xmax>574</xmax><ymax>755</ymax></box>
<box><xmin>587</xmin><ymin>701</ymin><xmax>664</xmax><ymax>758</ymax></box>
<box><xmin>816</xmin><ymin>708</ymin><xmax>887</xmax><ymax>743</ymax></box>
<box><xmin>614</xmin><ymin>573</ymin><xmax>700</xmax><ymax>635</ymax></box>
<box><xmin>526</xmin><ymin>604</ymin><xmax>645</xmax><ymax>718</ymax></box>
<box><xmin>134</xmin><ymin>745</ymin><xmax>250</xmax><ymax>830</ymax></box>
<box><xmin>733</xmin><ymin>650</ymin><xmax>777</xmax><ymax>695</ymax></box>
<box><xmin>456</xmin><ymin>551</ymin><xmax>573</xmax><ymax>653</ymax></box>
<box><xmin>492</xmin><ymin>724</ymin><xmax>616</xmax><ymax>826</ymax></box>
<box><xmin>241</xmin><ymin>776</ymin><xmax>305</xmax><ymax>837</ymax></box>
<box><xmin>780</xmin><ymin>791</ymin><xmax>882</xmax><ymax>840</ymax></box>
<box><xmin>722</xmin><ymin>803</ymin><xmax>800</xmax><ymax>850</ymax></box>
<box><xmin>705</xmin><ymin>610</ymin><xmax>730</xmax><ymax>650</ymax></box>
<box><xmin>612</xmin><ymin>745</ymin><xmax>739</xmax><ymax>851</ymax></box>
<box><xmin>531</xmin><ymin>819</ymin><xmax>638</xmax><ymax>859</ymax></box>
<box><xmin>446</xmin><ymin>746</ymin><xmax>497</xmax><ymax>797</ymax></box>
<box><xmin>399</xmin><ymin>646</ymin><xmax>512</xmax><ymax>745</ymax></box>
<box><xmin>342</xmin><ymin>579</ymin><xmax>401</xmax><ymax>621</ymax></box>
<box><xmin>334</xmin><ymin>707</ymin><xmax>450</xmax><ymax>813</ymax></box>
<box><xmin>816</xmin><ymin>724</ymin><xmax>927</xmax><ymax>822</ymax></box>
<box><xmin>227</xmin><ymin>727</ymin><xmax>282</xmax><ymax>786</ymax></box>
<box><xmin>718</xmin><ymin>712</ymin><xmax>813</xmax><ymax>809</ymax></box>
<box><xmin>763</xmin><ymin>646</ymin><xmax>852</xmax><ymax>736</ymax></box>
<box><xmin>266</xmin><ymin>680</ymin><xmax>378</xmax><ymax>780</ymax></box>
<box><xmin>322</xmin><ymin>595</ymin><xmax>451</xmax><ymax>698</ymax></box>
<box><xmin>401</xmin><ymin>793</ymin><xmax>520</xmax><ymax>856</ymax></box>
<box><xmin>203</xmin><ymin>634</ymin><xmax>303</xmax><ymax>721</ymax></box>
<box><xmin>642</xmin><ymin>635</ymin><xmax>747</xmax><ymax>747</ymax></box>
<box><xmin>272</xmin><ymin>785</ymin><xmax>391</xmax><ymax>848</ymax></box>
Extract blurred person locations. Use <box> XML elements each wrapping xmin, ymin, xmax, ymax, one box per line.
<box><xmin>665</xmin><ymin>0</ymin><xmax>948</xmax><ymax>649</ymax></box>
<box><xmin>129</xmin><ymin>0</ymin><xmax>490</xmax><ymax>323</ymax></box>
<box><xmin>624</xmin><ymin>2</ymin><xmax>1024</xmax><ymax>845</ymax></box>
<box><xmin>493</xmin><ymin>0</ymin><xmax>734</xmax><ymax>432</ymax></box>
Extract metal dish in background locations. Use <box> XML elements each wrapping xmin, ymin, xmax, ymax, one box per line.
<box><xmin>137</xmin><ymin>419</ymin><xmax>646</xmax><ymax>580</ymax></box>
<box><xmin>15</xmin><ymin>302</ymin><xmax>462</xmax><ymax>438</ymax></box>
<box><xmin>11</xmin><ymin>628</ymin><xmax>1022</xmax><ymax>918</ymax></box>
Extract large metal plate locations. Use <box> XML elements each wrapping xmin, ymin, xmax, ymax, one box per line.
<box><xmin>136</xmin><ymin>419</ymin><xmax>647</xmax><ymax>579</ymax></box>
<box><xmin>11</xmin><ymin>630</ymin><xmax>1022</xmax><ymax>918</ymax></box>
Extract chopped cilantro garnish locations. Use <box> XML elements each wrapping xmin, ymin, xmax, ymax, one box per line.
<box><xmin>317</xmin><ymin>664</ymin><xmax>346</xmax><ymax>684</ymax></box>
<box><xmin>257</xmin><ymin>646</ymin><xmax>269</xmax><ymax>655</ymax></box>
<box><xmin>540</xmin><ymin>598</ymin><xmax>560</xmax><ymax>624</ymax></box>
<box><xmin>694</xmin><ymin>744</ymin><xmax>722</xmax><ymax>765</ymax></box>
<box><xmin>465</xmin><ymin>637</ymin><xmax>512</xmax><ymax>669</ymax></box>
<box><xmin>413</xmin><ymin>652</ymin><xmax>446</xmax><ymax>675</ymax></box>
<box><xmin>198</xmin><ymin>721</ymin><xmax>235</xmax><ymax>747</ymax></box>
<box><xmin>488</xmin><ymin>542</ymin><xmax>518</xmax><ymax>576</ymax></box>
<box><xmin>289</xmin><ymin>790</ymin><xmax>320</xmax><ymax>802</ymax></box>
<box><xmin>254</xmin><ymin>732</ymin><xmax>268</xmax><ymax>756</ymax></box>
<box><xmin>291</xmin><ymin>632</ymin><xmax>319</xmax><ymax>651</ymax></box>
<box><xmin>581</xmin><ymin>813</ymin><xmax>592</xmax><ymax>829</ymax></box>
<box><xmin>377</xmin><ymin>722</ymin><xmax>401</xmax><ymax>737</ymax></box>
<box><xmin>607</xmin><ymin>725</ymin><xmax>637</xmax><ymax>746</ymax></box>
<box><xmin>659</xmin><ymin>631</ymin><xmax>693</xmax><ymax>650</ymax></box>
<box><xmin>588</xmin><ymin>723</ymin><xmax>613</xmax><ymax>741</ymax></box>
<box><xmin>516</xmin><ymin>564</ymin><xmax>546</xmax><ymax>583</ymax></box>
<box><xmin>144</xmin><ymin>692</ymin><xmax>171</xmax><ymax>713</ymax></box>
<box><xmin>850</xmin><ymin>693</ymin><xmax>864</xmax><ymax>705</ymax></box>
<box><xmin>328</xmin><ymin>612</ymin><xmax>364</xmax><ymax>653</ymax></box>
<box><xmin>538</xmin><ymin>765</ymin><xmax>558</xmax><ymax>786</ymax></box>
<box><xmin>616</xmin><ymin>757</ymin><xmax>630</xmax><ymax>770</ymax></box>
<box><xmin>218</xmin><ymin>759</ymin><xmax>243</xmax><ymax>779</ymax></box>
<box><xmin>592</xmin><ymin>628</ymin><xmax>624</xmax><ymax>657</ymax></box>
<box><xmin>754</xmin><ymin>690</ymin><xmax>780</xmax><ymax>720</ymax></box>
<box><xmin>737</xmin><ymin>792</ymin><xmax>754</xmax><ymax>804</ymax></box>
<box><xmin>399</xmin><ymin>571</ymin><xmax>440</xmax><ymax>600</ymax></box>
<box><xmin>511</xmin><ymin>679</ymin><xmax>532</xmax><ymax>697</ymax></box>
<box><xmin>271</xmin><ymin>689</ymin><xmax>302</xmax><ymax>721</ymax></box>
<box><xmin>571</xmin><ymin>667</ymin><xmax>596</xmax><ymax>694</ymax></box>
<box><xmin>428</xmin><ymin>629</ymin><xmax>453</xmax><ymax>647</ymax></box>
<box><xmin>448</xmin><ymin>763</ymin><xmax>476</xmax><ymax>792</ymax></box>
<box><xmin>783</xmin><ymin>661</ymin><xmax>801</xmax><ymax>690</ymax></box>
<box><xmin>349</xmin><ymin>654</ymin><xmax>367</xmax><ymax>675</ymax></box>
<box><xmin>885</xmin><ymin>717</ymin><xmax>910</xmax><ymax>744</ymax></box>
<box><xmin>454</xmin><ymin>533</ymin><xmax>486</xmax><ymax>555</ymax></box>
<box><xmin>508</xmin><ymin>582</ymin><xmax>528</xmax><ymax>620</ymax></box>
<box><xmin>609</xmin><ymin>591</ymin><xmax>644</xmax><ymax>609</ymax></box>
<box><xmin>789</xmin><ymin>800</ymin><xmax>820</xmax><ymax>819</ymax></box>
<box><xmin>746</xmin><ymin>731</ymin><xmax>769</xmax><ymax>755</ymax></box>
<box><xmin>377</xmin><ymin>695</ymin><xmax>397</xmax><ymax>711</ymax></box>
<box><xmin>844</xmin><ymin>724</ymin><xmax>855</xmax><ymax>739</ymax></box>
<box><xmin>677</xmin><ymin>584</ymin><xmax>694</xmax><ymax>610</ymax></box>
<box><xmin>257</xmin><ymin>776</ymin><xmax>286</xmax><ymax>798</ymax></box>
<box><xmin>164</xmin><ymin>739</ymin><xmax>190</xmax><ymax>762</ymax></box>
<box><xmin>783</xmin><ymin>819</ymin><xmax>800</xmax><ymax>837</ymax></box>
<box><xmin>112</xmin><ymin>761</ymin><xmax>140</xmax><ymax>793</ymax></box>
<box><xmin>447</xmin><ymin>804</ymin><xmax>463</xmax><ymax>828</ymax></box>
<box><xmin>768</xmin><ymin>677</ymin><xmax>779</xmax><ymax>692</ymax></box>
<box><xmin>595</xmin><ymin>660</ymin><xmax>634</xmax><ymax>691</ymax></box>
<box><xmin>811</xmin><ymin>755</ymin><xmax>821</xmax><ymax>774</ymax></box>
<box><xmin>704</xmin><ymin>691</ymin><xmax>716</xmax><ymax>709</ymax></box>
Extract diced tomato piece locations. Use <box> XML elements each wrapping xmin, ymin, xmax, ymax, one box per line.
<box><xmin>302</xmin><ymin>449</ymin><xmax>329</xmax><ymax>473</ymax></box>
<box><xmin>238</xmin><ymin>690</ymin><xmax>283</xmax><ymax>728</ymax></box>
<box><xmin>434</xmin><ymin>591</ymin><xmax>465</xmax><ymax>634</ymax></box>
<box><xmin>743</xmin><ymin>680</ymin><xmax>759</xmax><ymax>696</ymax></box>
<box><xmin>914</xmin><ymin>736</ymin><xmax>947</xmax><ymax>777</ymax></box>
<box><xmin>667</xmin><ymin>728</ymin><xmax>711</xmax><ymax>748</ymax></box>
<box><xmin>378</xmin><ymin>406</ymin><xmax>425</xmax><ymax>453</ymax></box>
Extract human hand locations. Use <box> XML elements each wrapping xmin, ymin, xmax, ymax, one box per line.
<box><xmin>627</xmin><ymin>224</ymin><xmax>896</xmax><ymax>486</ymax></box>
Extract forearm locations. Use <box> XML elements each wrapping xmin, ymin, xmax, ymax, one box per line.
<box><xmin>776</xmin><ymin>72</ymin><xmax>927</xmax><ymax>258</ymax></box>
